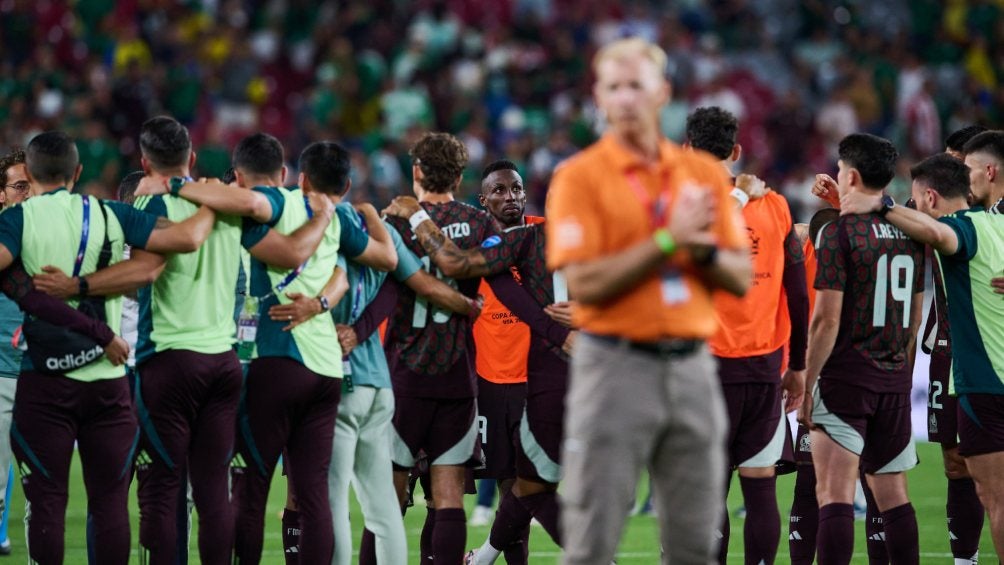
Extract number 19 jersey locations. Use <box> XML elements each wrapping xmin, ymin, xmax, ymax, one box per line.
<box><xmin>814</xmin><ymin>213</ymin><xmax>925</xmax><ymax>393</ymax></box>
<box><xmin>384</xmin><ymin>201</ymin><xmax>497</xmax><ymax>399</ymax></box>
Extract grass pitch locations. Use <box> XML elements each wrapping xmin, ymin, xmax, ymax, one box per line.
<box><xmin>2</xmin><ymin>441</ymin><xmax>995</xmax><ymax>563</ymax></box>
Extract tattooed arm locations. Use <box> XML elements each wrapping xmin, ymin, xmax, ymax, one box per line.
<box><xmin>382</xmin><ymin>196</ymin><xmax>507</xmax><ymax>280</ymax></box>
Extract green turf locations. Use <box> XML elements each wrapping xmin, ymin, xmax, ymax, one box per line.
<box><xmin>2</xmin><ymin>441</ymin><xmax>996</xmax><ymax>563</ymax></box>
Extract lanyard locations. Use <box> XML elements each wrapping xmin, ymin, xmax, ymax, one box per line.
<box><xmin>625</xmin><ymin>171</ymin><xmax>672</xmax><ymax>228</ymax></box>
<box><xmin>261</xmin><ymin>196</ymin><xmax>315</xmax><ymax>298</ymax></box>
<box><xmin>349</xmin><ymin>279</ymin><xmax>364</xmax><ymax>322</ymax></box>
<box><xmin>73</xmin><ymin>196</ymin><xmax>91</xmax><ymax>278</ymax></box>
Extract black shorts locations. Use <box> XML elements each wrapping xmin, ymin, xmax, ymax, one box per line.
<box><xmin>927</xmin><ymin>351</ymin><xmax>959</xmax><ymax>445</ymax></box>
<box><xmin>958</xmin><ymin>393</ymin><xmax>1004</xmax><ymax>457</ymax></box>
<box><xmin>515</xmin><ymin>387</ymin><xmax>564</xmax><ymax>484</ymax></box>
<box><xmin>475</xmin><ymin>378</ymin><xmax>526</xmax><ymax>480</ymax></box>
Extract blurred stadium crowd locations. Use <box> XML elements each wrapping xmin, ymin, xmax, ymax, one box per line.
<box><xmin>1</xmin><ymin>0</ymin><xmax>1002</xmax><ymax>219</ymax></box>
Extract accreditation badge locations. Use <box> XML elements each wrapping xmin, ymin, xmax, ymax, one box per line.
<box><xmin>660</xmin><ymin>268</ymin><xmax>690</xmax><ymax>305</ymax></box>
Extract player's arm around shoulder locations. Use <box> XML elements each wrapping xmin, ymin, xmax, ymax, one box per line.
<box><xmin>840</xmin><ymin>191</ymin><xmax>961</xmax><ymax>256</ymax></box>
<box><xmin>351</xmin><ymin>202</ymin><xmax>398</xmax><ymax>272</ymax></box>
<box><xmin>382</xmin><ymin>196</ymin><xmax>494</xmax><ymax>279</ymax></box>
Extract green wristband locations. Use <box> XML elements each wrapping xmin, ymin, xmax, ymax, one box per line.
<box><xmin>653</xmin><ymin>228</ymin><xmax>676</xmax><ymax>255</ymax></box>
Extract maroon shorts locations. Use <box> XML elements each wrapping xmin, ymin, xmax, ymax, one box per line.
<box><xmin>958</xmin><ymin>393</ymin><xmax>1004</xmax><ymax>457</ymax></box>
<box><xmin>392</xmin><ymin>395</ymin><xmax>480</xmax><ymax>468</ymax></box>
<box><xmin>475</xmin><ymin>377</ymin><xmax>526</xmax><ymax>480</ymax></box>
<box><xmin>927</xmin><ymin>351</ymin><xmax>959</xmax><ymax>445</ymax></box>
<box><xmin>722</xmin><ymin>382</ymin><xmax>792</xmax><ymax>470</ymax></box>
<box><xmin>812</xmin><ymin>379</ymin><xmax>916</xmax><ymax>474</ymax></box>
<box><xmin>515</xmin><ymin>386</ymin><xmax>564</xmax><ymax>484</ymax></box>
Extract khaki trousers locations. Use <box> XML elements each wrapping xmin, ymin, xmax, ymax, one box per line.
<box><xmin>561</xmin><ymin>334</ymin><xmax>727</xmax><ymax>565</ymax></box>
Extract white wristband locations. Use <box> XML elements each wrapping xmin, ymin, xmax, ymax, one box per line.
<box><xmin>409</xmin><ymin>209</ymin><xmax>432</xmax><ymax>230</ymax></box>
<box><xmin>730</xmin><ymin>187</ymin><xmax>750</xmax><ymax>209</ymax></box>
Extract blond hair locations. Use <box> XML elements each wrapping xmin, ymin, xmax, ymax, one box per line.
<box><xmin>592</xmin><ymin>37</ymin><xmax>668</xmax><ymax>76</ymax></box>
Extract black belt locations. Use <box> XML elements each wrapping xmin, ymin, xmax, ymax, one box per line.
<box><xmin>588</xmin><ymin>333</ymin><xmax>701</xmax><ymax>358</ymax></box>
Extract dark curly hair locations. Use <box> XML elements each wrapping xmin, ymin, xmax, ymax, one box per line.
<box><xmin>409</xmin><ymin>132</ymin><xmax>468</xmax><ymax>193</ymax></box>
<box><xmin>686</xmin><ymin>107</ymin><xmax>738</xmax><ymax>161</ymax></box>
<box><xmin>0</xmin><ymin>148</ymin><xmax>26</xmax><ymax>187</ymax></box>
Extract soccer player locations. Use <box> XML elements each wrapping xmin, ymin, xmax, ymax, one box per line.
<box><xmin>469</xmin><ymin>159</ymin><xmax>542</xmax><ymax>562</ymax></box>
<box><xmin>787</xmin><ymin>207</ymin><xmax>839</xmax><ymax>565</ymax></box>
<box><xmin>685</xmin><ymin>106</ymin><xmax>809</xmax><ymax>565</ymax></box>
<box><xmin>324</xmin><ymin>201</ymin><xmax>480</xmax><ymax>565</ymax></box>
<box><xmin>170</xmin><ymin>133</ymin><xmax>398</xmax><ymax>563</ymax></box>
<box><xmin>380</xmin><ymin>132</ymin><xmax>500</xmax><ymax>564</ymax></box>
<box><xmin>0</xmin><ymin>147</ymin><xmax>29</xmax><ymax>555</ymax></box>
<box><xmin>909</xmin><ymin>153</ymin><xmax>985</xmax><ymax>564</ymax></box>
<box><xmin>945</xmin><ymin>125</ymin><xmax>988</xmax><ymax>160</ymax></box>
<box><xmin>231</xmin><ymin>141</ymin><xmax>353</xmax><ymax>564</ymax></box>
<box><xmin>33</xmin><ymin>123</ymin><xmax>335</xmax><ymax>565</ymax></box>
<box><xmin>383</xmin><ymin>166</ymin><xmax>577</xmax><ymax>565</ymax></box>
<box><xmin>799</xmin><ymin>133</ymin><xmax>926</xmax><ymax>565</ymax></box>
<box><xmin>0</xmin><ymin>131</ymin><xmax>214</xmax><ymax>564</ymax></box>
<box><xmin>843</xmin><ymin>142</ymin><xmax>1004</xmax><ymax>557</ymax></box>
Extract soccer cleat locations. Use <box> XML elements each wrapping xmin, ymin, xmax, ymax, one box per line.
<box><xmin>0</xmin><ymin>538</ymin><xmax>11</xmax><ymax>555</ymax></box>
<box><xmin>463</xmin><ymin>549</ymin><xmax>477</xmax><ymax>564</ymax></box>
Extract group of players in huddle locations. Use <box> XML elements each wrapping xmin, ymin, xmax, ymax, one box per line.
<box><xmin>0</xmin><ymin>99</ymin><xmax>1002</xmax><ymax>565</ymax></box>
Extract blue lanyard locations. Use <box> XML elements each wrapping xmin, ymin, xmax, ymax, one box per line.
<box><xmin>72</xmin><ymin>196</ymin><xmax>91</xmax><ymax>278</ymax></box>
<box><xmin>267</xmin><ymin>196</ymin><xmax>315</xmax><ymax>297</ymax></box>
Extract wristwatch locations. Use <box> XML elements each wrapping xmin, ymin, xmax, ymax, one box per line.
<box><xmin>878</xmin><ymin>194</ymin><xmax>895</xmax><ymax>217</ymax></box>
<box><xmin>77</xmin><ymin>276</ymin><xmax>89</xmax><ymax>297</ymax></box>
<box><xmin>317</xmin><ymin>295</ymin><xmax>331</xmax><ymax>312</ymax></box>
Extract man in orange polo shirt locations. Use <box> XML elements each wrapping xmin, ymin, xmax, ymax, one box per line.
<box><xmin>687</xmin><ymin>106</ymin><xmax>810</xmax><ymax>565</ymax></box>
<box><xmin>546</xmin><ymin>37</ymin><xmax>752</xmax><ymax>565</ymax></box>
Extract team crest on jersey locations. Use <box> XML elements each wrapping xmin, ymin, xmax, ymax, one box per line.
<box><xmin>481</xmin><ymin>235</ymin><xmax>502</xmax><ymax>248</ymax></box>
<box><xmin>798</xmin><ymin>433</ymin><xmax>811</xmax><ymax>452</ymax></box>
<box><xmin>929</xmin><ymin>413</ymin><xmax>938</xmax><ymax>434</ymax></box>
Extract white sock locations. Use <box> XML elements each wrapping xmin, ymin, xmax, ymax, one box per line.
<box><xmin>473</xmin><ymin>536</ymin><xmax>502</xmax><ymax>565</ymax></box>
<box><xmin>954</xmin><ymin>551</ymin><xmax>978</xmax><ymax>565</ymax></box>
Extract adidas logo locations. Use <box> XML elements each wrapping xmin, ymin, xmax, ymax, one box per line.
<box><xmin>231</xmin><ymin>453</ymin><xmax>247</xmax><ymax>469</ymax></box>
<box><xmin>44</xmin><ymin>345</ymin><xmax>104</xmax><ymax>371</ymax></box>
<box><xmin>135</xmin><ymin>450</ymin><xmax>153</xmax><ymax>470</ymax></box>
<box><xmin>789</xmin><ymin>531</ymin><xmax>802</xmax><ymax>541</ymax></box>
<box><xmin>868</xmin><ymin>533</ymin><xmax>886</xmax><ymax>541</ymax></box>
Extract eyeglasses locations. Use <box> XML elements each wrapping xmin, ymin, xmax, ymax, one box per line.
<box><xmin>3</xmin><ymin>182</ymin><xmax>29</xmax><ymax>194</ymax></box>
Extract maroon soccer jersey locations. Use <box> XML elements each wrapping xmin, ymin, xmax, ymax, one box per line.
<box><xmin>481</xmin><ymin>224</ymin><xmax>555</xmax><ymax>308</ymax></box>
<box><xmin>929</xmin><ymin>259</ymin><xmax>951</xmax><ymax>355</ymax></box>
<box><xmin>813</xmin><ymin>213</ymin><xmax>925</xmax><ymax>393</ymax></box>
<box><xmin>384</xmin><ymin>201</ymin><xmax>497</xmax><ymax>399</ymax></box>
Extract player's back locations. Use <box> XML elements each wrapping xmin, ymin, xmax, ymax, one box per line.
<box><xmin>815</xmin><ymin>212</ymin><xmax>925</xmax><ymax>393</ymax></box>
<box><xmin>709</xmin><ymin>192</ymin><xmax>796</xmax><ymax>358</ymax></box>
<box><xmin>384</xmin><ymin>200</ymin><xmax>498</xmax><ymax>398</ymax></box>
